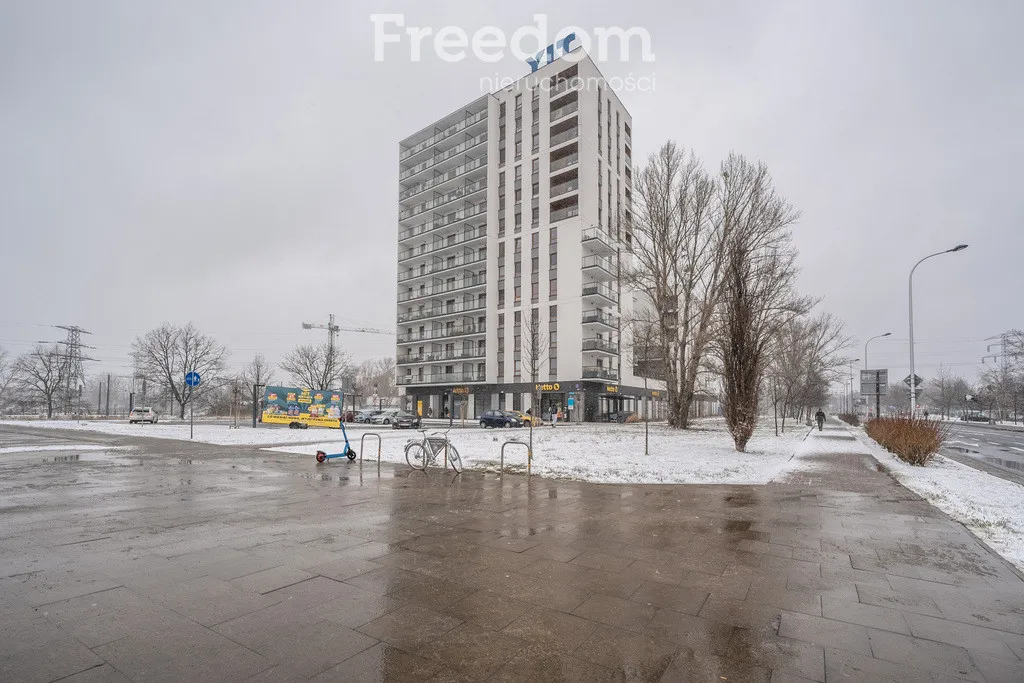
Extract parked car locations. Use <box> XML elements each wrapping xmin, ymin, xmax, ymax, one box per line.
<box><xmin>354</xmin><ymin>409</ymin><xmax>382</xmax><ymax>423</ymax></box>
<box><xmin>509</xmin><ymin>410</ymin><xmax>542</xmax><ymax>426</ymax></box>
<box><xmin>962</xmin><ymin>411</ymin><xmax>991</xmax><ymax>423</ymax></box>
<box><xmin>371</xmin><ymin>409</ymin><xmax>400</xmax><ymax>425</ymax></box>
<box><xmin>479</xmin><ymin>410</ymin><xmax>522</xmax><ymax>428</ymax></box>
<box><xmin>129</xmin><ymin>407</ymin><xmax>158</xmax><ymax>424</ymax></box>
<box><xmin>390</xmin><ymin>411</ymin><xmax>422</xmax><ymax>429</ymax></box>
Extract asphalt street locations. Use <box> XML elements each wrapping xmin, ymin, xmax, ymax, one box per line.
<box><xmin>943</xmin><ymin>421</ymin><xmax>1024</xmax><ymax>485</ymax></box>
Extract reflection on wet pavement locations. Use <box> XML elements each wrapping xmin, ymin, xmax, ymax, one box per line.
<box><xmin>0</xmin><ymin>422</ymin><xmax>1022</xmax><ymax>681</ymax></box>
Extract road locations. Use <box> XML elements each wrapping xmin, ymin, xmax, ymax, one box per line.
<box><xmin>943</xmin><ymin>421</ymin><xmax>1024</xmax><ymax>485</ymax></box>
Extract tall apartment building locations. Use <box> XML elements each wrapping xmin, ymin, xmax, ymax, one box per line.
<box><xmin>395</xmin><ymin>51</ymin><xmax>666</xmax><ymax>422</ymax></box>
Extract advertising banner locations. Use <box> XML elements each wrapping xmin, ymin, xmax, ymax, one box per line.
<box><xmin>261</xmin><ymin>386</ymin><xmax>343</xmax><ymax>428</ymax></box>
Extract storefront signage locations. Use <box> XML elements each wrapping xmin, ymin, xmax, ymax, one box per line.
<box><xmin>534</xmin><ymin>383</ymin><xmax>561</xmax><ymax>391</ymax></box>
<box><xmin>452</xmin><ymin>387</ymin><xmax>470</xmax><ymax>394</ymax></box>
<box><xmin>605</xmin><ymin>386</ymin><xmax>618</xmax><ymax>393</ymax></box>
<box><xmin>652</xmin><ymin>391</ymin><xmax>660</xmax><ymax>397</ymax></box>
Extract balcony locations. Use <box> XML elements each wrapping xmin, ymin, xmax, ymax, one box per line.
<box><xmin>399</xmin><ymin>132</ymin><xmax>487</xmax><ymax>182</ymax></box>
<box><xmin>397</xmin><ymin>300</ymin><xmax>486</xmax><ymax>324</ymax></box>
<box><xmin>399</xmin><ymin>179</ymin><xmax>486</xmax><ymax>222</ymax></box>
<box><xmin>582</xmin><ymin>255</ymin><xmax>617</xmax><ymax>281</ymax></box>
<box><xmin>398</xmin><ymin>225</ymin><xmax>487</xmax><ymax>263</ymax></box>
<box><xmin>398</xmin><ymin>370</ymin><xmax>486</xmax><ymax>385</ymax></box>
<box><xmin>551</xmin><ymin>78</ymin><xmax>579</xmax><ymax>97</ymax></box>
<box><xmin>582</xmin><ymin>338</ymin><xmax>619</xmax><ymax>355</ymax></box>
<box><xmin>397</xmin><ymin>276</ymin><xmax>485</xmax><ymax>303</ymax></box>
<box><xmin>400</xmin><ymin>110</ymin><xmax>487</xmax><ymax>162</ymax></box>
<box><xmin>582</xmin><ymin>227</ymin><xmax>617</xmax><ymax>255</ymax></box>
<box><xmin>549</xmin><ymin>204</ymin><xmax>579</xmax><ymax>223</ymax></box>
<box><xmin>550</xmin><ymin>178</ymin><xmax>579</xmax><ymax>199</ymax></box>
<box><xmin>399</xmin><ymin>155</ymin><xmax>487</xmax><ymax>202</ymax></box>
<box><xmin>398</xmin><ymin>252</ymin><xmax>487</xmax><ymax>283</ymax></box>
<box><xmin>549</xmin><ymin>100</ymin><xmax>578</xmax><ymax>123</ymax></box>
<box><xmin>582</xmin><ymin>310</ymin><xmax>617</xmax><ymax>328</ymax></box>
<box><xmin>550</xmin><ymin>152</ymin><xmax>578</xmax><ymax>174</ymax></box>
<box><xmin>549</xmin><ymin>127</ymin><xmax>578</xmax><ymax>148</ymax></box>
<box><xmin>582</xmin><ymin>366</ymin><xmax>619</xmax><ymax>381</ymax></box>
<box><xmin>582</xmin><ymin>282</ymin><xmax>617</xmax><ymax>306</ymax></box>
<box><xmin>396</xmin><ymin>323</ymin><xmax>485</xmax><ymax>344</ymax></box>
<box><xmin>397</xmin><ymin>346</ymin><xmax>486</xmax><ymax>365</ymax></box>
<box><xmin>398</xmin><ymin>202</ymin><xmax>487</xmax><ymax>242</ymax></box>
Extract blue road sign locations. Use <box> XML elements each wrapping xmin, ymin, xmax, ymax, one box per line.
<box><xmin>567</xmin><ymin>397</ymin><xmax>575</xmax><ymax>409</ymax></box>
<box><xmin>185</xmin><ymin>371</ymin><xmax>201</xmax><ymax>387</ymax></box>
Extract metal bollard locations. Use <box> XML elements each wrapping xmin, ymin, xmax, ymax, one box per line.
<box><xmin>360</xmin><ymin>432</ymin><xmax>382</xmax><ymax>476</ymax></box>
<box><xmin>499</xmin><ymin>440</ymin><xmax>532</xmax><ymax>476</ymax></box>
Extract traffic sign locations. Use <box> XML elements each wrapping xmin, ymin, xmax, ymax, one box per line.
<box><xmin>902</xmin><ymin>374</ymin><xmax>923</xmax><ymax>388</ymax></box>
<box><xmin>860</xmin><ymin>369</ymin><xmax>888</xmax><ymax>396</ymax></box>
<box><xmin>185</xmin><ymin>372</ymin><xmax>201</xmax><ymax>387</ymax></box>
<box><xmin>567</xmin><ymin>397</ymin><xmax>575</xmax><ymax>410</ymax></box>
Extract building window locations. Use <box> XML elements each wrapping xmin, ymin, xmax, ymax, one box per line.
<box><xmin>498</xmin><ymin>289</ymin><xmax>505</xmax><ymax>307</ymax></box>
<box><xmin>550</xmin><ymin>227</ymin><xmax>557</xmax><ymax>245</ymax></box>
<box><xmin>531</xmin><ymin>281</ymin><xmax>539</xmax><ymax>301</ymax></box>
<box><xmin>549</xmin><ymin>305</ymin><xmax>557</xmax><ymax>321</ymax></box>
<box><xmin>499</xmin><ymin>148</ymin><xmax>505</xmax><ymax>165</ymax></box>
<box><xmin>531</xmin><ymin>256</ymin><xmax>539</xmax><ymax>273</ymax></box>
<box><xmin>531</xmin><ymin>232</ymin><xmax>540</xmax><ymax>248</ymax></box>
<box><xmin>549</xmin><ymin>277</ymin><xmax>557</xmax><ymax>297</ymax></box>
<box><xmin>532</xmin><ymin>206</ymin><xmax>539</xmax><ymax>227</ymax></box>
<box><xmin>532</xmin><ymin>134</ymin><xmax>539</xmax><ymax>152</ymax></box>
<box><xmin>514</xmin><ymin>237</ymin><xmax>521</xmax><ymax>253</ymax></box>
<box><xmin>514</xmin><ymin>211</ymin><xmax>522</xmax><ymax>230</ymax></box>
<box><xmin>532</xmin><ymin>181</ymin><xmax>539</xmax><ymax>197</ymax></box>
<box><xmin>532</xmin><ymin>157</ymin><xmax>539</xmax><ymax>174</ymax></box>
<box><xmin>514</xmin><ymin>285</ymin><xmax>521</xmax><ymax>303</ymax></box>
<box><xmin>499</xmin><ymin>125</ymin><xmax>506</xmax><ymax>141</ymax></box>
<box><xmin>515</xmin><ymin>188</ymin><xmax>522</xmax><ymax>202</ymax></box>
<box><xmin>498</xmin><ymin>217</ymin><xmax>505</xmax><ymax>235</ymax></box>
<box><xmin>549</xmin><ymin>251</ymin><xmax>557</xmax><ymax>267</ymax></box>
<box><xmin>515</xmin><ymin>141</ymin><xmax>522</xmax><ymax>158</ymax></box>
<box><xmin>514</xmin><ymin>359</ymin><xmax>522</xmax><ymax>378</ymax></box>
<box><xmin>514</xmin><ymin>260</ymin><xmax>522</xmax><ymax>277</ymax></box>
<box><xmin>549</xmin><ymin>358</ymin><xmax>557</xmax><ymax>376</ymax></box>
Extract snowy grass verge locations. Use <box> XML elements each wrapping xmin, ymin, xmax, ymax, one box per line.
<box><xmin>853</xmin><ymin>427</ymin><xmax>1024</xmax><ymax>572</ymax></box>
<box><xmin>269</xmin><ymin>418</ymin><xmax>809</xmax><ymax>485</ymax></box>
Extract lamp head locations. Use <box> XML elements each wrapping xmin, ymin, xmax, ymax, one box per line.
<box><xmin>949</xmin><ymin>244</ymin><xmax>968</xmax><ymax>252</ymax></box>
<box><xmin>882</xmin><ymin>332</ymin><xmax>892</xmax><ymax>337</ymax></box>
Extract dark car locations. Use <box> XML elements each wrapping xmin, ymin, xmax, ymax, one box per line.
<box><xmin>479</xmin><ymin>410</ymin><xmax>522</xmax><ymax>428</ymax></box>
<box><xmin>962</xmin><ymin>412</ymin><xmax>991</xmax><ymax>423</ymax></box>
<box><xmin>390</xmin><ymin>411</ymin><xmax>422</xmax><ymax>429</ymax></box>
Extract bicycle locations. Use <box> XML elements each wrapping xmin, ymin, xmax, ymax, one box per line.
<box><xmin>404</xmin><ymin>428</ymin><xmax>463</xmax><ymax>473</ymax></box>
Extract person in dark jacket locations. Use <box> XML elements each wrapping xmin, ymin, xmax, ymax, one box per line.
<box><xmin>815</xmin><ymin>409</ymin><xmax>826</xmax><ymax>431</ymax></box>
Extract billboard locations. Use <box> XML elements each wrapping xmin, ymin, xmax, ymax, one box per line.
<box><xmin>261</xmin><ymin>385</ymin><xmax>343</xmax><ymax>428</ymax></box>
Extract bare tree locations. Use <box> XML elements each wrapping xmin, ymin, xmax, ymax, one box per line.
<box><xmin>716</xmin><ymin>154</ymin><xmax>813</xmax><ymax>451</ymax></box>
<box><xmin>13</xmin><ymin>344</ymin><xmax>66</xmax><ymax>418</ymax></box>
<box><xmin>354</xmin><ymin>357</ymin><xmax>398</xmax><ymax>407</ymax></box>
<box><xmin>279</xmin><ymin>342</ymin><xmax>351</xmax><ymax>390</ymax></box>
<box><xmin>521</xmin><ymin>310</ymin><xmax>549</xmax><ymax>414</ymax></box>
<box><xmin>241</xmin><ymin>353</ymin><xmax>275</xmax><ymax>391</ymax></box>
<box><xmin>0</xmin><ymin>345</ymin><xmax>16</xmax><ymax>413</ymax></box>
<box><xmin>131</xmin><ymin>323</ymin><xmax>229</xmax><ymax>419</ymax></box>
<box><xmin>767</xmin><ymin>313</ymin><xmax>851</xmax><ymax>434</ymax></box>
<box><xmin>625</xmin><ymin>141</ymin><xmax>723</xmax><ymax>428</ymax></box>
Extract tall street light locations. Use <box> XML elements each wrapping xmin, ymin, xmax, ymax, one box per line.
<box><xmin>864</xmin><ymin>332</ymin><xmax>892</xmax><ymax>370</ymax></box>
<box><xmin>848</xmin><ymin>359</ymin><xmax>860</xmax><ymax>415</ymax></box>
<box><xmin>909</xmin><ymin>244</ymin><xmax>968</xmax><ymax>414</ymax></box>
<box><xmin>864</xmin><ymin>332</ymin><xmax>891</xmax><ymax>419</ymax></box>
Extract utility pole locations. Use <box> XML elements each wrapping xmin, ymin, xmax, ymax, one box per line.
<box><xmin>105</xmin><ymin>374</ymin><xmax>111</xmax><ymax>416</ymax></box>
<box><xmin>53</xmin><ymin>325</ymin><xmax>98</xmax><ymax>415</ymax></box>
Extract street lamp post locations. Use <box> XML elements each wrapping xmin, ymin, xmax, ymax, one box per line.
<box><xmin>848</xmin><ymin>359</ymin><xmax>860</xmax><ymax>416</ymax></box>
<box><xmin>909</xmin><ymin>245</ymin><xmax>968</xmax><ymax>414</ymax></box>
<box><xmin>864</xmin><ymin>333</ymin><xmax>891</xmax><ymax>418</ymax></box>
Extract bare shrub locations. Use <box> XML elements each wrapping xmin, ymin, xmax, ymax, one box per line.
<box><xmin>837</xmin><ymin>413</ymin><xmax>860</xmax><ymax>427</ymax></box>
<box><xmin>865</xmin><ymin>417</ymin><xmax>950</xmax><ymax>466</ymax></box>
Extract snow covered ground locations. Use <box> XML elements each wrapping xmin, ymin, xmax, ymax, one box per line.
<box><xmin>851</xmin><ymin>428</ymin><xmax>1024</xmax><ymax>572</ymax></box>
<box><xmin>270</xmin><ymin>419</ymin><xmax>810</xmax><ymax>485</ymax></box>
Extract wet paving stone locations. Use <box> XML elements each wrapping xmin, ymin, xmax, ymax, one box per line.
<box><xmin>1</xmin><ymin>422</ymin><xmax>1023</xmax><ymax>681</ymax></box>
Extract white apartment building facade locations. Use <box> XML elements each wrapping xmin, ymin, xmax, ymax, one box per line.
<box><xmin>396</xmin><ymin>51</ymin><xmax>666</xmax><ymax>422</ymax></box>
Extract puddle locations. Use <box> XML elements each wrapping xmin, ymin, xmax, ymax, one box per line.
<box><xmin>723</xmin><ymin>520</ymin><xmax>753</xmax><ymax>532</ymax></box>
<box><xmin>983</xmin><ymin>456</ymin><xmax>1023</xmax><ymax>471</ymax></box>
<box><xmin>48</xmin><ymin>452</ymin><xmax>137</xmax><ymax>465</ymax></box>
<box><xmin>724</xmin><ymin>494</ymin><xmax>754</xmax><ymax>508</ymax></box>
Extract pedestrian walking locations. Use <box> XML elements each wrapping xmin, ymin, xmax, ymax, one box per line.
<box><xmin>815</xmin><ymin>409</ymin><xmax>826</xmax><ymax>431</ymax></box>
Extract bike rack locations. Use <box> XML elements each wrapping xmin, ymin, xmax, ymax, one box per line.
<box><xmin>360</xmin><ymin>432</ymin><xmax>382</xmax><ymax>476</ymax></box>
<box><xmin>500</xmin><ymin>440</ymin><xmax>532</xmax><ymax>476</ymax></box>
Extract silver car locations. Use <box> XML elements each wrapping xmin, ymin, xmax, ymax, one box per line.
<box><xmin>129</xmin><ymin>407</ymin><xmax>158</xmax><ymax>424</ymax></box>
<box><xmin>370</xmin><ymin>409</ymin><xmax>399</xmax><ymax>425</ymax></box>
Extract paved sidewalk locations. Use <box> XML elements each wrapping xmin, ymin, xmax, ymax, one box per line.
<box><xmin>0</xmin><ymin>422</ymin><xmax>1022</xmax><ymax>681</ymax></box>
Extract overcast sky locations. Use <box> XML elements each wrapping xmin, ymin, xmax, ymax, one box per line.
<box><xmin>1</xmin><ymin>0</ymin><xmax>1020</xmax><ymax>387</ymax></box>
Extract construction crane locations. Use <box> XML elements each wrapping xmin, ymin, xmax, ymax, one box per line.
<box><xmin>301</xmin><ymin>314</ymin><xmax>392</xmax><ymax>363</ymax></box>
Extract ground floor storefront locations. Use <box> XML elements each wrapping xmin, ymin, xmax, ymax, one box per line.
<box><xmin>400</xmin><ymin>380</ymin><xmax>668</xmax><ymax>423</ymax></box>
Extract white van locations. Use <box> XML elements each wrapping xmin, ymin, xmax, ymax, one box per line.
<box><xmin>129</xmin><ymin>407</ymin><xmax>159</xmax><ymax>424</ymax></box>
